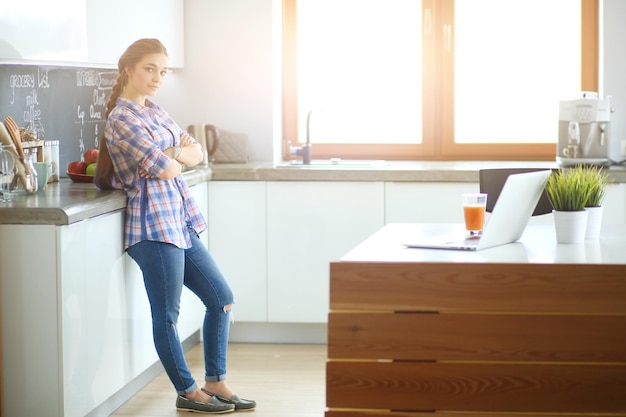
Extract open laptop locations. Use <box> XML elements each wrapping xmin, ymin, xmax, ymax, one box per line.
<box><xmin>402</xmin><ymin>170</ymin><xmax>552</xmax><ymax>251</ymax></box>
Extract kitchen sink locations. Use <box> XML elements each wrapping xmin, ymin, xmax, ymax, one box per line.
<box><xmin>276</xmin><ymin>159</ymin><xmax>386</xmax><ymax>169</ymax></box>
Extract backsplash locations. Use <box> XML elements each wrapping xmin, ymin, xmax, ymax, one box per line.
<box><xmin>0</xmin><ymin>63</ymin><xmax>116</xmax><ymax>176</ymax></box>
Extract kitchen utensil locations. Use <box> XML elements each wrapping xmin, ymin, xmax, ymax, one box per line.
<box><xmin>562</xmin><ymin>145</ymin><xmax>580</xmax><ymax>158</ymax></box>
<box><xmin>33</xmin><ymin>162</ymin><xmax>50</xmax><ymax>190</ymax></box>
<box><xmin>203</xmin><ymin>124</ymin><xmax>221</xmax><ymax>160</ymax></box>
<box><xmin>204</xmin><ymin>124</ymin><xmax>249</xmax><ymax>163</ymax></box>
<box><xmin>44</xmin><ymin>140</ymin><xmax>60</xmax><ymax>182</ymax></box>
<box><xmin>187</xmin><ymin>124</ymin><xmax>248</xmax><ymax>164</ymax></box>
<box><xmin>0</xmin><ymin>147</ymin><xmax>16</xmax><ymax>202</ymax></box>
<box><xmin>0</xmin><ymin>121</ymin><xmax>30</xmax><ymax>191</ymax></box>
<box><xmin>186</xmin><ymin>124</ymin><xmax>213</xmax><ymax>166</ymax></box>
<box><xmin>4</xmin><ymin>116</ymin><xmax>27</xmax><ymax>160</ymax></box>
<box><xmin>556</xmin><ymin>92</ymin><xmax>623</xmax><ymax>166</ymax></box>
<box><xmin>0</xmin><ymin>144</ymin><xmax>15</xmax><ymax>173</ymax></box>
<box><xmin>5</xmin><ymin>116</ymin><xmax>38</xmax><ymax>192</ymax></box>
<box><xmin>8</xmin><ymin>154</ymin><xmax>38</xmax><ymax>193</ymax></box>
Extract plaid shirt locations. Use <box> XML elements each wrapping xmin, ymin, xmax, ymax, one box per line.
<box><xmin>105</xmin><ymin>98</ymin><xmax>207</xmax><ymax>250</ymax></box>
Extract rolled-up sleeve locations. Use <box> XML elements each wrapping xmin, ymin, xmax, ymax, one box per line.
<box><xmin>107</xmin><ymin>110</ymin><xmax>172</xmax><ymax>178</ymax></box>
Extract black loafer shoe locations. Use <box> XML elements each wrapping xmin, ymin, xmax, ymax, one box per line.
<box><xmin>201</xmin><ymin>389</ymin><xmax>257</xmax><ymax>411</ymax></box>
<box><xmin>176</xmin><ymin>394</ymin><xmax>235</xmax><ymax>413</ymax></box>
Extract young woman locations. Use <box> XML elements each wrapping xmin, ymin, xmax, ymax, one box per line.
<box><xmin>95</xmin><ymin>38</ymin><xmax>255</xmax><ymax>414</ymax></box>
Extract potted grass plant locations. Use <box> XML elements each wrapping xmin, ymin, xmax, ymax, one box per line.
<box><xmin>581</xmin><ymin>166</ymin><xmax>610</xmax><ymax>239</ymax></box>
<box><xmin>545</xmin><ymin>166</ymin><xmax>591</xmax><ymax>243</ymax></box>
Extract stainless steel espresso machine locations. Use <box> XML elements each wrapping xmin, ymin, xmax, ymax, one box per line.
<box><xmin>557</xmin><ymin>92</ymin><xmax>625</xmax><ymax>167</ymax></box>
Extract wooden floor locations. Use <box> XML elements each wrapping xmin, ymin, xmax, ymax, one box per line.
<box><xmin>111</xmin><ymin>343</ymin><xmax>327</xmax><ymax>417</ymax></box>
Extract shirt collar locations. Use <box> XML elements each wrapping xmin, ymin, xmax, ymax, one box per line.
<box><xmin>116</xmin><ymin>97</ymin><xmax>158</xmax><ymax>112</ymax></box>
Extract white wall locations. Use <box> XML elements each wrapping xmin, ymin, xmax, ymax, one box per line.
<box><xmin>156</xmin><ymin>0</ymin><xmax>277</xmax><ymax>162</ymax></box>
<box><xmin>86</xmin><ymin>0</ymin><xmax>185</xmax><ymax>67</ymax></box>
<box><xmin>601</xmin><ymin>0</ymin><xmax>626</xmax><ymax>150</ymax></box>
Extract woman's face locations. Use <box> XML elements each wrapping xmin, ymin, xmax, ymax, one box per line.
<box><xmin>125</xmin><ymin>52</ymin><xmax>168</xmax><ymax>98</ymax></box>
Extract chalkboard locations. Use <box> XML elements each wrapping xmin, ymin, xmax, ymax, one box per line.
<box><xmin>0</xmin><ymin>63</ymin><xmax>118</xmax><ymax>176</ymax></box>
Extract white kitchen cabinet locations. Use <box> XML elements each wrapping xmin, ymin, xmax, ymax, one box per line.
<box><xmin>86</xmin><ymin>0</ymin><xmax>184</xmax><ymax>67</ymax></box>
<box><xmin>385</xmin><ymin>182</ymin><xmax>479</xmax><ymax>224</ymax></box>
<box><xmin>0</xmin><ymin>0</ymin><xmax>183</xmax><ymax>67</ymax></box>
<box><xmin>59</xmin><ymin>211</ymin><xmax>133</xmax><ymax>417</ymax></box>
<box><xmin>266</xmin><ymin>181</ymin><xmax>385</xmax><ymax>323</ymax></box>
<box><xmin>0</xmin><ymin>214</ymin><xmax>132</xmax><ymax>417</ymax></box>
<box><xmin>1</xmin><ymin>182</ymin><xmax>207</xmax><ymax>417</ymax></box>
<box><xmin>601</xmin><ymin>183</ymin><xmax>626</xmax><ymax>224</ymax></box>
<box><xmin>385</xmin><ymin>182</ymin><xmax>626</xmax><ymax>226</ymax></box>
<box><xmin>203</xmin><ymin>179</ymin><xmax>626</xmax><ymax>331</ymax></box>
<box><xmin>1</xmin><ymin>224</ymin><xmax>62</xmax><ymax>417</ymax></box>
<box><xmin>207</xmin><ymin>181</ymin><xmax>267</xmax><ymax>322</ymax></box>
<box><xmin>383</xmin><ymin>181</ymin><xmax>555</xmax><ymax>226</ymax></box>
<box><xmin>189</xmin><ymin>181</ymin><xmax>210</xmax><ymax>248</ymax></box>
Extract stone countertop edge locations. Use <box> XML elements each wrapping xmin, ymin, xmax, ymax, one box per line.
<box><xmin>210</xmin><ymin>160</ymin><xmax>626</xmax><ymax>182</ymax></box>
<box><xmin>2</xmin><ymin>161</ymin><xmax>626</xmax><ymax>225</ymax></box>
<box><xmin>0</xmin><ymin>168</ymin><xmax>212</xmax><ymax>226</ymax></box>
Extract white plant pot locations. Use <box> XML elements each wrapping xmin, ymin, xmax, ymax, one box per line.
<box><xmin>553</xmin><ymin>210</ymin><xmax>588</xmax><ymax>244</ymax></box>
<box><xmin>585</xmin><ymin>206</ymin><xmax>603</xmax><ymax>239</ymax></box>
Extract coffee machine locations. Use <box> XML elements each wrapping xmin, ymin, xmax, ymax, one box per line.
<box><xmin>557</xmin><ymin>92</ymin><xmax>625</xmax><ymax>167</ymax></box>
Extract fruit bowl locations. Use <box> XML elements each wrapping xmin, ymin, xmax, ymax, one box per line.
<box><xmin>67</xmin><ymin>172</ymin><xmax>95</xmax><ymax>183</ymax></box>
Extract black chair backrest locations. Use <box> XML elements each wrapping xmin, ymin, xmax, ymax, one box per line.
<box><xmin>479</xmin><ymin>168</ymin><xmax>555</xmax><ymax>216</ymax></box>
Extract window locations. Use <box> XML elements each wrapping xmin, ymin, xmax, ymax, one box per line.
<box><xmin>282</xmin><ymin>0</ymin><xmax>599</xmax><ymax>161</ymax></box>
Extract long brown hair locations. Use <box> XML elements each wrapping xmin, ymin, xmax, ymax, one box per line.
<box><xmin>94</xmin><ymin>38</ymin><xmax>168</xmax><ymax>190</ymax></box>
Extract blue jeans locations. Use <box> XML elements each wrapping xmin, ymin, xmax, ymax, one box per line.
<box><xmin>127</xmin><ymin>229</ymin><xmax>234</xmax><ymax>395</ymax></box>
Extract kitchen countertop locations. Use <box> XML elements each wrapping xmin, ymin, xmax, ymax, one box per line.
<box><xmin>0</xmin><ymin>168</ymin><xmax>211</xmax><ymax>225</ymax></box>
<box><xmin>2</xmin><ymin>161</ymin><xmax>625</xmax><ymax>225</ymax></box>
<box><xmin>210</xmin><ymin>160</ymin><xmax>626</xmax><ymax>182</ymax></box>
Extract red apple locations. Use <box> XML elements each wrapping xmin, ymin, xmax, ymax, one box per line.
<box><xmin>84</xmin><ymin>149</ymin><xmax>100</xmax><ymax>165</ymax></box>
<box><xmin>68</xmin><ymin>161</ymin><xmax>87</xmax><ymax>174</ymax></box>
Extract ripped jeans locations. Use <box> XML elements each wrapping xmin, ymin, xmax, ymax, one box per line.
<box><xmin>127</xmin><ymin>229</ymin><xmax>234</xmax><ymax>395</ymax></box>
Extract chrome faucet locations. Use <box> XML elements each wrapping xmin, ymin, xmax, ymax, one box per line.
<box><xmin>289</xmin><ymin>110</ymin><xmax>313</xmax><ymax>164</ymax></box>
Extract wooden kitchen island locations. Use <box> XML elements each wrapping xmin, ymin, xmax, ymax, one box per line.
<box><xmin>326</xmin><ymin>223</ymin><xmax>626</xmax><ymax>417</ymax></box>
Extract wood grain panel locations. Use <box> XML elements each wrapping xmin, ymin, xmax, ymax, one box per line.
<box><xmin>326</xmin><ymin>361</ymin><xmax>626</xmax><ymax>413</ymax></box>
<box><xmin>328</xmin><ymin>313</ymin><xmax>626</xmax><ymax>362</ymax></box>
<box><xmin>330</xmin><ymin>262</ymin><xmax>626</xmax><ymax>314</ymax></box>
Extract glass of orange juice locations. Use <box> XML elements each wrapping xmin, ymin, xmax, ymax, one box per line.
<box><xmin>462</xmin><ymin>193</ymin><xmax>487</xmax><ymax>237</ymax></box>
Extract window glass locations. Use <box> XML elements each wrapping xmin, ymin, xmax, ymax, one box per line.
<box><xmin>290</xmin><ymin>0</ymin><xmax>587</xmax><ymax>159</ymax></box>
<box><xmin>454</xmin><ymin>0</ymin><xmax>581</xmax><ymax>144</ymax></box>
<box><xmin>297</xmin><ymin>0</ymin><xmax>422</xmax><ymax>144</ymax></box>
